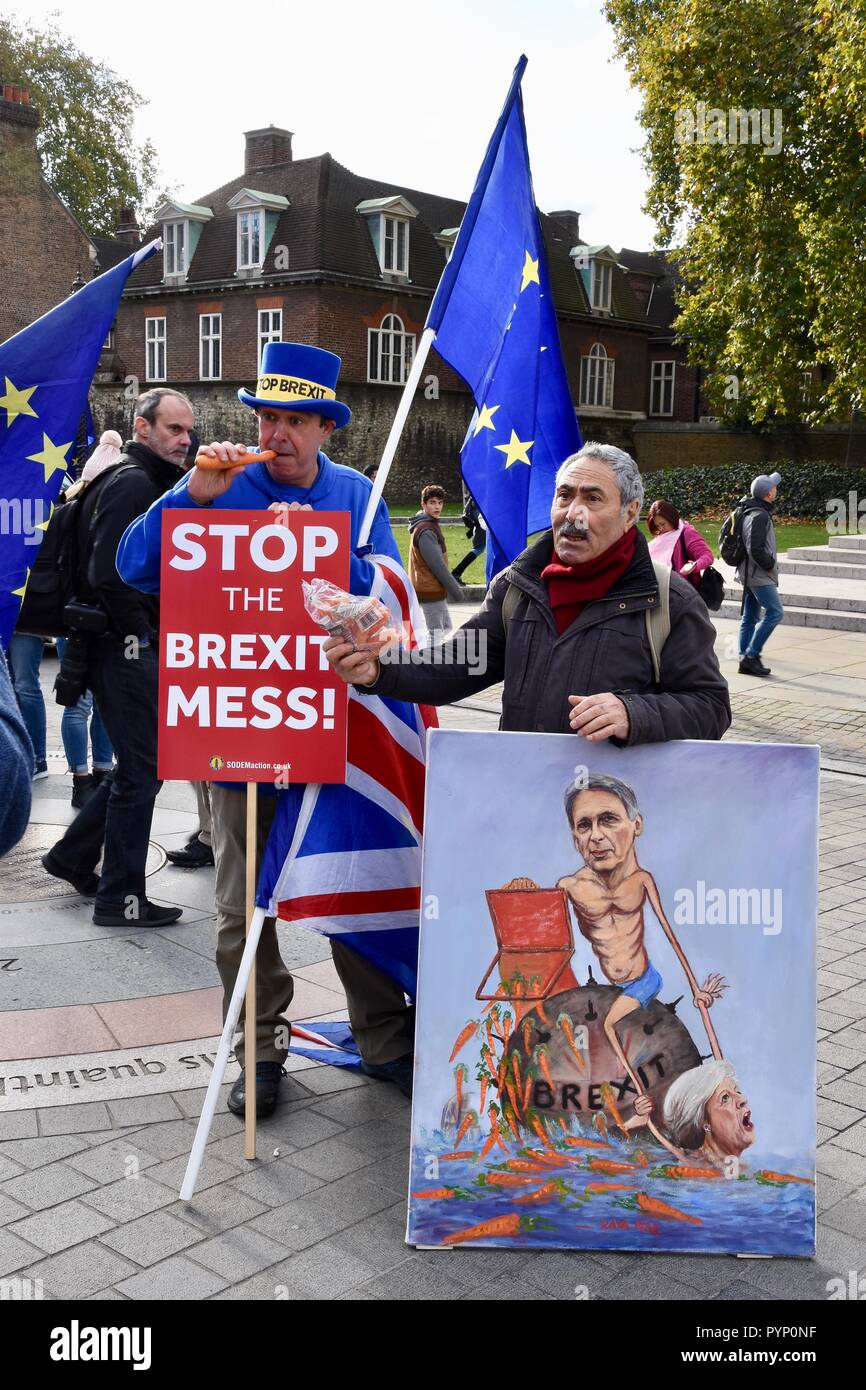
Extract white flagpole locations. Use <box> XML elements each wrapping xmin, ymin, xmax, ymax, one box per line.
<box><xmin>179</xmin><ymin>782</ymin><xmax>322</xmax><ymax>1201</ymax></box>
<box><xmin>358</xmin><ymin>325</ymin><xmax>437</xmax><ymax>547</ymax></box>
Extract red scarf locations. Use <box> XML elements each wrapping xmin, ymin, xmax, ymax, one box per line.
<box><xmin>542</xmin><ymin>528</ymin><xmax>637</xmax><ymax>634</ymax></box>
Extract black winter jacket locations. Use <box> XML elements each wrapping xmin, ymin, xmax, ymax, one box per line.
<box><xmin>366</xmin><ymin>528</ymin><xmax>731</xmax><ymax>744</ymax></box>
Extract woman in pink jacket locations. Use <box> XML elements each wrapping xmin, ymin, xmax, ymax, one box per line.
<box><xmin>646</xmin><ymin>499</ymin><xmax>714</xmax><ymax>587</ymax></box>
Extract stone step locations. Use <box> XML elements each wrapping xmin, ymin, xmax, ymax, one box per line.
<box><xmin>777</xmin><ymin>557</ymin><xmax>866</xmax><ymax>580</ymax></box>
<box><xmin>829</xmin><ymin>534</ymin><xmax>866</xmax><ymax>551</ymax></box>
<box><xmin>723</xmin><ymin>584</ymin><xmax>866</xmax><ymax>615</ymax></box>
<box><xmin>786</xmin><ymin>545</ymin><xmax>866</xmax><ymax>565</ymax></box>
<box><xmin>719</xmin><ymin>599</ymin><xmax>866</xmax><ymax>633</ymax></box>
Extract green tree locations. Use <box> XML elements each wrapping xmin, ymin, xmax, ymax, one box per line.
<box><xmin>0</xmin><ymin>15</ymin><xmax>160</xmax><ymax>239</ymax></box>
<box><xmin>604</xmin><ymin>0</ymin><xmax>866</xmax><ymax>426</ymax></box>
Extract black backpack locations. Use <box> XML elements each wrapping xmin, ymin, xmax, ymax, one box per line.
<box><xmin>718</xmin><ymin>497</ymin><xmax>750</xmax><ymax>567</ymax></box>
<box><xmin>15</xmin><ymin>463</ymin><xmax>134</xmax><ymax>638</ymax></box>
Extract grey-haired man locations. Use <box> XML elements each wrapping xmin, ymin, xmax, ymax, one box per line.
<box><xmin>326</xmin><ymin>442</ymin><xmax>731</xmax><ymax>746</ymax></box>
<box><xmin>737</xmin><ymin>472</ymin><xmax>783</xmax><ymax>677</ymax></box>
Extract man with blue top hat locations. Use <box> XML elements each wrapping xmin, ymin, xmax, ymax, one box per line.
<box><xmin>117</xmin><ymin>343</ymin><xmax>416</xmax><ymax>1116</ymax></box>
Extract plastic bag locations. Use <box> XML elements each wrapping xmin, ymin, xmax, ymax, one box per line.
<box><xmin>302</xmin><ymin>578</ymin><xmax>406</xmax><ymax>653</ymax></box>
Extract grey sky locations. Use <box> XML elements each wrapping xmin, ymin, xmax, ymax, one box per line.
<box><xmin>17</xmin><ymin>0</ymin><xmax>657</xmax><ymax>251</ymax></box>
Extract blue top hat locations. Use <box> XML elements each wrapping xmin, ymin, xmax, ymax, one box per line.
<box><xmin>238</xmin><ymin>342</ymin><xmax>352</xmax><ymax>428</ymax></box>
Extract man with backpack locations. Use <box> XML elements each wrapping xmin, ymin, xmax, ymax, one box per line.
<box><xmin>325</xmin><ymin>443</ymin><xmax>731</xmax><ymax>745</ymax></box>
<box><xmin>724</xmin><ymin>472</ymin><xmax>783</xmax><ymax>678</ymax></box>
<box><xmin>41</xmin><ymin>388</ymin><xmax>194</xmax><ymax>928</ymax></box>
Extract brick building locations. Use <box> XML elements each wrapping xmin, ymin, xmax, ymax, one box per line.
<box><xmin>97</xmin><ymin>125</ymin><xmax>671</xmax><ymax>498</ymax></box>
<box><xmin>0</xmin><ymin>84</ymin><xmax>98</xmax><ymax>343</ymax></box>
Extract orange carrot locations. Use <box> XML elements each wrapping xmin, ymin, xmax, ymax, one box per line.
<box><xmin>514</xmin><ymin>1179</ymin><xmax>566</xmax><ymax>1204</ymax></box>
<box><xmin>556</xmin><ymin>1013</ymin><xmax>586</xmax><ymax>1073</ymax></box>
<box><xmin>443</xmin><ymin>1213</ymin><xmax>525</xmax><ymax>1245</ymax></box>
<box><xmin>510</xmin><ymin>976</ymin><xmax>525</xmax><ymax>1000</ymax></box>
<box><xmin>485</xmin><ymin>1019</ymin><xmax>497</xmax><ymax>1055</ymax></box>
<box><xmin>505</xmin><ymin>1080</ymin><xmax>522</xmax><ymax>1121</ymax></box>
<box><xmin>477</xmin><ymin>1131</ymin><xmax>499</xmax><ymax>1163</ymax></box>
<box><xmin>564</xmin><ymin>1137</ymin><xmax>610</xmax><ymax>1149</ymax></box>
<box><xmin>585</xmin><ymin>1183</ymin><xmax>640</xmax><ymax>1194</ymax></box>
<box><xmin>536</xmin><ymin>1046</ymin><xmax>554</xmax><ymax>1092</ymax></box>
<box><xmin>558</xmin><ymin>1117</ymin><xmax>569</xmax><ymax>1135</ymax></box>
<box><xmin>449</xmin><ymin>1021</ymin><xmax>478</xmax><ymax>1063</ymax></box>
<box><xmin>439</xmin><ymin>1151</ymin><xmax>475</xmax><ymax>1161</ymax></box>
<box><xmin>496</xmin><ymin>1059</ymin><xmax>509</xmax><ymax>1094</ymax></box>
<box><xmin>523</xmin><ymin>1071</ymin><xmax>534</xmax><ymax>1110</ymax></box>
<box><xmin>512</xmin><ymin>1052</ymin><xmax>522</xmax><ymax>1094</ymax></box>
<box><xmin>504</xmin><ymin>1105</ymin><xmax>521</xmax><ymax>1144</ymax></box>
<box><xmin>523</xmin><ymin>1148</ymin><xmax>567</xmax><ymax>1167</ymax></box>
<box><xmin>637</xmin><ymin>1192</ymin><xmax>702</xmax><ymax>1225</ymax></box>
<box><xmin>478</xmin><ymin>1171</ymin><xmax>540</xmax><ymax>1187</ymax></box>
<box><xmin>588</xmin><ymin>1158</ymin><xmax>639</xmax><ymax>1175</ymax></box>
<box><xmin>195</xmin><ymin>449</ymin><xmax>276</xmax><ymax>471</ymax></box>
<box><xmin>454</xmin><ymin>1109</ymin><xmax>478</xmax><ymax>1149</ymax></box>
<box><xmin>523</xmin><ymin>1019</ymin><xmax>533</xmax><ymax>1052</ymax></box>
<box><xmin>663</xmin><ymin>1165</ymin><xmax>722</xmax><ymax>1181</ymax></box>
<box><xmin>504</xmin><ymin>1158</ymin><xmax>551</xmax><ymax>1173</ymax></box>
<box><xmin>412</xmin><ymin>1188</ymin><xmax>459</xmax><ymax>1199</ymax></box>
<box><xmin>478</xmin><ymin>1072</ymin><xmax>489</xmax><ymax>1115</ymax></box>
<box><xmin>454</xmin><ymin>1063</ymin><xmax>467</xmax><ymax>1114</ymax></box>
<box><xmin>600</xmin><ymin>1082</ymin><xmax>628</xmax><ymax>1138</ymax></box>
<box><xmin>528</xmin><ymin>1111</ymin><xmax>554</xmax><ymax>1149</ymax></box>
<box><xmin>502</xmin><ymin>1012</ymin><xmax>512</xmax><ymax>1046</ymax></box>
<box><xmin>755</xmin><ymin>1170</ymin><xmax>814</xmax><ymax>1186</ymax></box>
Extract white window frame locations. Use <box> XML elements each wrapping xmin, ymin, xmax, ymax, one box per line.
<box><xmin>199</xmin><ymin>313</ymin><xmax>222</xmax><ymax>381</ymax></box>
<box><xmin>579</xmin><ymin>343</ymin><xmax>614</xmax><ymax>408</ymax></box>
<box><xmin>380</xmin><ymin>215</ymin><xmax>409</xmax><ymax>276</ymax></box>
<box><xmin>368</xmin><ymin>313</ymin><xmax>415</xmax><ymax>384</ymax></box>
<box><xmin>164</xmin><ymin>221</ymin><xmax>187</xmax><ymax>277</ymax></box>
<box><xmin>258</xmin><ymin>308</ymin><xmax>283</xmax><ymax>367</ymax></box>
<box><xmin>237</xmin><ymin>210</ymin><xmax>264</xmax><ymax>270</ymax></box>
<box><xmin>650</xmin><ymin>360</ymin><xmax>676</xmax><ymax>417</ymax></box>
<box><xmin>145</xmin><ymin>317</ymin><xmax>166</xmax><ymax>382</ymax></box>
<box><xmin>591</xmin><ymin>258</ymin><xmax>612</xmax><ymax>313</ymax></box>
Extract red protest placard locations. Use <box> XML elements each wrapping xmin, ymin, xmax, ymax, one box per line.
<box><xmin>158</xmin><ymin>509</ymin><xmax>349</xmax><ymax>784</ymax></box>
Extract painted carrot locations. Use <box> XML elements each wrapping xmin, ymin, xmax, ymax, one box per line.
<box><xmin>510</xmin><ymin>975</ymin><xmax>525</xmax><ymax>1000</ymax></box>
<box><xmin>504</xmin><ymin>1158</ymin><xmax>551</xmax><ymax>1173</ymax></box>
<box><xmin>454</xmin><ymin>1063</ymin><xmax>468</xmax><ymax>1115</ymax></box>
<box><xmin>443</xmin><ymin>1213</ymin><xmax>529</xmax><ymax>1245</ymax></box>
<box><xmin>514</xmin><ymin>1179</ymin><xmax>567</xmax><ymax>1204</ymax></box>
<box><xmin>485</xmin><ymin>1019</ymin><xmax>498</xmax><ymax>1055</ymax></box>
<box><xmin>600</xmin><ymin>1082</ymin><xmax>628</xmax><ymax>1138</ymax></box>
<box><xmin>503</xmin><ymin>1105</ymin><xmax>521</xmax><ymax>1144</ymax></box>
<box><xmin>558</xmin><ymin>1117</ymin><xmax>569</xmax><ymax>1134</ymax></box>
<box><xmin>476</xmin><ymin>1171</ymin><xmax>540</xmax><ymax>1187</ymax></box>
<box><xmin>528</xmin><ymin>1110</ymin><xmax>554</xmax><ymax>1149</ymax></box>
<box><xmin>535</xmin><ymin>997</ymin><xmax>550</xmax><ymax>1026</ymax></box>
<box><xmin>523</xmin><ymin>1019</ymin><xmax>533</xmax><ymax>1053</ymax></box>
<box><xmin>585</xmin><ymin>1183</ymin><xmax>640</xmax><ymax>1194</ymax></box>
<box><xmin>536</xmin><ymin>1045</ymin><xmax>555</xmax><ymax>1092</ymax></box>
<box><xmin>502</xmin><ymin>1012</ymin><xmax>512</xmax><ymax>1047</ymax></box>
<box><xmin>496</xmin><ymin>1058</ymin><xmax>509</xmax><ymax>1094</ymax></box>
<box><xmin>755</xmin><ymin>1170</ymin><xmax>814</xmax><ymax>1186</ymax></box>
<box><xmin>557</xmin><ymin>1013</ymin><xmax>587</xmax><ymax>1073</ymax></box>
<box><xmin>489</xmin><ymin>1006</ymin><xmax>506</xmax><ymax>1042</ymax></box>
<box><xmin>588</xmin><ymin>1158</ymin><xmax>639</xmax><ymax>1175</ymax></box>
<box><xmin>593</xmin><ymin>1112</ymin><xmax>609</xmax><ymax>1141</ymax></box>
<box><xmin>412</xmin><ymin>1188</ymin><xmax>460</xmax><ymax>1199</ymax></box>
<box><xmin>637</xmin><ymin>1192</ymin><xmax>702</xmax><ymax>1225</ymax></box>
<box><xmin>449</xmin><ymin>1021</ymin><xmax>478</xmax><ymax>1064</ymax></box>
<box><xmin>439</xmin><ymin>1151</ymin><xmax>476</xmax><ymax>1161</ymax></box>
<box><xmin>454</xmin><ymin>1109</ymin><xmax>478</xmax><ymax>1150</ymax></box>
<box><xmin>564</xmin><ymin>1137</ymin><xmax>610</xmax><ymax>1149</ymax></box>
<box><xmin>523</xmin><ymin>1148</ymin><xmax>567</xmax><ymax>1167</ymax></box>
<box><xmin>505</xmin><ymin>1072</ymin><xmax>522</xmax><ymax>1116</ymax></box>
<box><xmin>523</xmin><ymin>1069</ymin><xmax>534</xmax><ymax>1111</ymax></box>
<box><xmin>662</xmin><ymin>1165</ymin><xmax>722</xmax><ymax>1181</ymax></box>
<box><xmin>481</xmin><ymin>983</ymin><xmax>507</xmax><ymax>1015</ymax></box>
<box><xmin>477</xmin><ymin>1131</ymin><xmax>499</xmax><ymax>1163</ymax></box>
<box><xmin>477</xmin><ymin>1068</ymin><xmax>489</xmax><ymax>1116</ymax></box>
<box><xmin>511</xmin><ymin>1052</ymin><xmax>522</xmax><ymax>1095</ymax></box>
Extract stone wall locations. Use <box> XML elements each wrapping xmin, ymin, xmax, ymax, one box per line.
<box><xmin>632</xmin><ymin>421</ymin><xmax>866</xmax><ymax>471</ymax></box>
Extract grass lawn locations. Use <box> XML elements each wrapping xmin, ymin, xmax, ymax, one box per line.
<box><xmin>388</xmin><ymin>518</ymin><xmax>830</xmax><ymax>587</ymax></box>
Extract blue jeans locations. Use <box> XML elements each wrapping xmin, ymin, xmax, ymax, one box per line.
<box><xmin>56</xmin><ymin>638</ymin><xmax>114</xmax><ymax>772</ymax></box>
<box><xmin>8</xmin><ymin>633</ymin><xmax>46</xmax><ymax>762</ymax></box>
<box><xmin>739</xmin><ymin>584</ymin><xmax>784</xmax><ymax>658</ymax></box>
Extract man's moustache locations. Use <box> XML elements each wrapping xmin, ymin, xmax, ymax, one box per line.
<box><xmin>559</xmin><ymin>522</ymin><xmax>589</xmax><ymax>540</ymax></box>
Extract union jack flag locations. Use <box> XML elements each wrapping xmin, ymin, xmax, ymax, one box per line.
<box><xmin>255</xmin><ymin>555</ymin><xmax>437</xmax><ymax>1000</ymax></box>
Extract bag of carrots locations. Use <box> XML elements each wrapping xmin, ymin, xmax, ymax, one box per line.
<box><xmin>302</xmin><ymin>578</ymin><xmax>407</xmax><ymax>654</ymax></box>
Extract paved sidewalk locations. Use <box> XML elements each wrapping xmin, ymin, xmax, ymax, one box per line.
<box><xmin>0</xmin><ymin>618</ymin><xmax>864</xmax><ymax>1301</ymax></box>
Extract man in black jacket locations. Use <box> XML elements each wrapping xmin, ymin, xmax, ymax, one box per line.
<box><xmin>325</xmin><ymin>443</ymin><xmax>731</xmax><ymax>745</ymax></box>
<box><xmin>736</xmin><ymin>472</ymin><xmax>783</xmax><ymax>678</ymax></box>
<box><xmin>43</xmin><ymin>388</ymin><xmax>194</xmax><ymax>927</ymax></box>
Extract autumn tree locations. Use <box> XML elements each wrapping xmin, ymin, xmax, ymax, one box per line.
<box><xmin>0</xmin><ymin>15</ymin><xmax>160</xmax><ymax>239</ymax></box>
<box><xmin>604</xmin><ymin>0</ymin><xmax>866</xmax><ymax>425</ymax></box>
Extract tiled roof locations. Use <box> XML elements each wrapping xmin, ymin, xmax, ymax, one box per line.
<box><xmin>619</xmin><ymin>247</ymin><xmax>682</xmax><ymax>331</ymax></box>
<box><xmin>124</xmin><ymin>152</ymin><xmax>652</xmax><ymax>326</ymax></box>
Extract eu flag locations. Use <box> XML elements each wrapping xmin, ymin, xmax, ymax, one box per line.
<box><xmin>426</xmin><ymin>56</ymin><xmax>581</xmax><ymax>581</ymax></box>
<box><xmin>0</xmin><ymin>243</ymin><xmax>159</xmax><ymax>647</ymax></box>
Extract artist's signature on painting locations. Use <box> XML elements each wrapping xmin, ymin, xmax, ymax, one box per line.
<box><xmin>601</xmin><ymin>1218</ymin><xmax>661</xmax><ymax>1236</ymax></box>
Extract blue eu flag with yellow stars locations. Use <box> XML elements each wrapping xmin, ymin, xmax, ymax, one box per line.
<box><xmin>426</xmin><ymin>55</ymin><xmax>581</xmax><ymax>581</ymax></box>
<box><xmin>0</xmin><ymin>242</ymin><xmax>159</xmax><ymax>647</ymax></box>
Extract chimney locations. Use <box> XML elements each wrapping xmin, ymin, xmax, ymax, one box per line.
<box><xmin>244</xmin><ymin>125</ymin><xmax>293</xmax><ymax>173</ymax></box>
<box><xmin>549</xmin><ymin>209</ymin><xmax>581</xmax><ymax>244</ymax></box>
<box><xmin>0</xmin><ymin>82</ymin><xmax>38</xmax><ymax>133</ymax></box>
<box><xmin>116</xmin><ymin>205</ymin><xmax>141</xmax><ymax>248</ymax></box>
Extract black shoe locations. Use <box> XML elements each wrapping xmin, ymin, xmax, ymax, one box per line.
<box><xmin>227</xmin><ymin>1062</ymin><xmax>286</xmax><ymax>1118</ymax></box>
<box><xmin>92</xmin><ymin>899</ymin><xmax>184</xmax><ymax>928</ymax></box>
<box><xmin>42</xmin><ymin>850</ymin><xmax>99</xmax><ymax>897</ymax></box>
<box><xmin>738</xmin><ymin>655</ymin><xmax>771</xmax><ymax>677</ymax></box>
<box><xmin>166</xmin><ymin>839</ymin><xmax>214</xmax><ymax>869</ymax></box>
<box><xmin>360</xmin><ymin>1054</ymin><xmax>414</xmax><ymax>1098</ymax></box>
<box><xmin>71</xmin><ymin>774</ymin><xmax>97</xmax><ymax>809</ymax></box>
<box><xmin>91</xmin><ymin>768</ymin><xmax>113</xmax><ymax>786</ymax></box>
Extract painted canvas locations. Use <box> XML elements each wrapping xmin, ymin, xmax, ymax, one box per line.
<box><xmin>407</xmin><ymin>731</ymin><xmax>818</xmax><ymax>1256</ymax></box>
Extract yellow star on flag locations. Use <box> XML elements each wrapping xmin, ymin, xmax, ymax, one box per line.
<box><xmin>474</xmin><ymin>403</ymin><xmax>500</xmax><ymax>435</ymax></box>
<box><xmin>520</xmin><ymin>251</ymin><xmax>540</xmax><ymax>292</ymax></box>
<box><xmin>12</xmin><ymin>569</ymin><xmax>30</xmax><ymax>598</ymax></box>
<box><xmin>0</xmin><ymin>377</ymin><xmax>38</xmax><ymax>428</ymax></box>
<box><xmin>27</xmin><ymin>433</ymin><xmax>72</xmax><ymax>484</ymax></box>
<box><xmin>36</xmin><ymin>502</ymin><xmax>54</xmax><ymax>532</ymax></box>
<box><xmin>495</xmin><ymin>429</ymin><xmax>534</xmax><ymax>469</ymax></box>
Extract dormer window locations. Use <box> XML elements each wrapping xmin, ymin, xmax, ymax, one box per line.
<box><xmin>156</xmin><ymin>200</ymin><xmax>213</xmax><ymax>284</ymax></box>
<box><xmin>571</xmin><ymin>244</ymin><xmax>616</xmax><ymax>317</ymax></box>
<box><xmin>227</xmin><ymin>189</ymin><xmax>289</xmax><ymax>275</ymax></box>
<box><xmin>435</xmin><ymin>228</ymin><xmax>460</xmax><ymax>262</ymax></box>
<box><xmin>356</xmin><ymin>197</ymin><xmax>419</xmax><ymax>280</ymax></box>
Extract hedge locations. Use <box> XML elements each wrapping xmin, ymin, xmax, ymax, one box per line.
<box><xmin>640</xmin><ymin>461</ymin><xmax>866</xmax><ymax>522</ymax></box>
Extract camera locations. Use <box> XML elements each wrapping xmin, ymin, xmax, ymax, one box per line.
<box><xmin>53</xmin><ymin>601</ymin><xmax>108</xmax><ymax>707</ymax></box>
